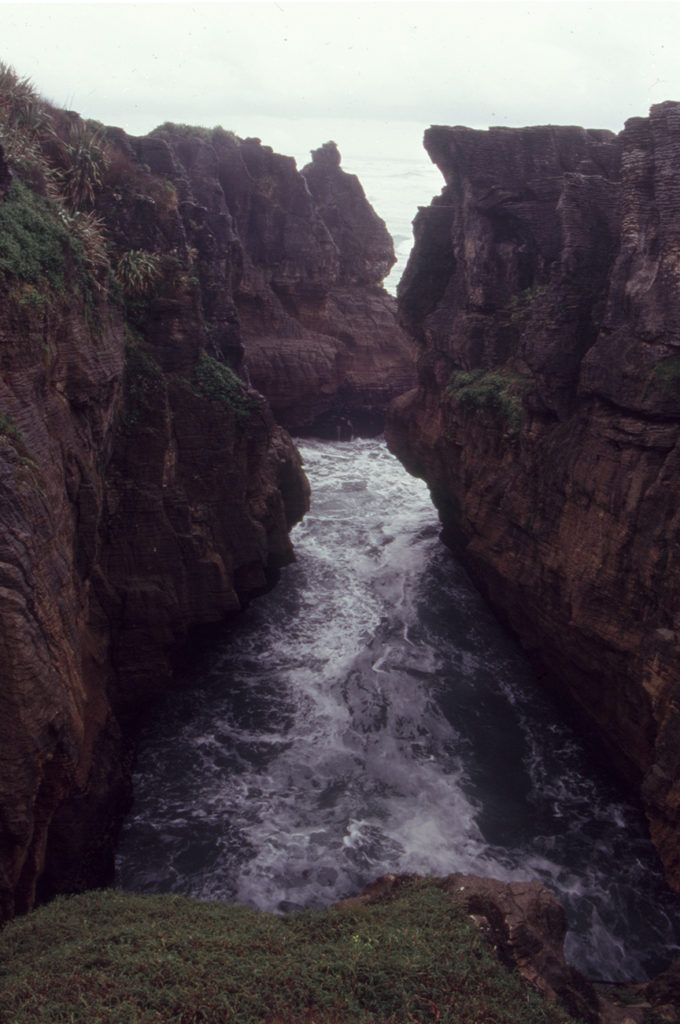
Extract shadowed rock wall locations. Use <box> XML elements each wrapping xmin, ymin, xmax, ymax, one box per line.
<box><xmin>141</xmin><ymin>131</ymin><xmax>415</xmax><ymax>437</ymax></box>
<box><xmin>0</xmin><ymin>111</ymin><xmax>324</xmax><ymax>918</ymax></box>
<box><xmin>387</xmin><ymin>104</ymin><xmax>680</xmax><ymax>890</ymax></box>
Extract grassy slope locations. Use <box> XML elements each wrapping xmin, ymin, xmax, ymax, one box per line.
<box><xmin>0</xmin><ymin>878</ymin><xmax>578</xmax><ymax>1024</ymax></box>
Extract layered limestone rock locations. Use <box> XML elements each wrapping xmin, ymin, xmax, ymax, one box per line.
<box><xmin>0</xmin><ymin>105</ymin><xmax>311</xmax><ymax>918</ymax></box>
<box><xmin>139</xmin><ymin>131</ymin><xmax>415</xmax><ymax>437</ymax></box>
<box><xmin>387</xmin><ymin>105</ymin><xmax>680</xmax><ymax>889</ymax></box>
<box><xmin>0</xmin><ymin>80</ymin><xmax>412</xmax><ymax>920</ymax></box>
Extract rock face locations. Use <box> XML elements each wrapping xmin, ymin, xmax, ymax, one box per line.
<box><xmin>0</xmin><ymin>100</ymin><xmax>316</xmax><ymax>918</ymax></box>
<box><xmin>140</xmin><ymin>130</ymin><xmax>415</xmax><ymax>438</ymax></box>
<box><xmin>387</xmin><ymin>105</ymin><xmax>680</xmax><ymax>890</ymax></box>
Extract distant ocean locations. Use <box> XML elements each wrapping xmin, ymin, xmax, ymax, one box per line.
<box><xmin>346</xmin><ymin>154</ymin><xmax>443</xmax><ymax>294</ymax></box>
<box><xmin>268</xmin><ymin>116</ymin><xmax>446</xmax><ymax>296</ymax></box>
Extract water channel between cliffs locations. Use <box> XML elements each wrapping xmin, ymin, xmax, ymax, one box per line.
<box><xmin>116</xmin><ymin>438</ymin><xmax>680</xmax><ymax>982</ymax></box>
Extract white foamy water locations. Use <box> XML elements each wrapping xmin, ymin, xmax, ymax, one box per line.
<box><xmin>117</xmin><ymin>439</ymin><xmax>680</xmax><ymax>982</ymax></box>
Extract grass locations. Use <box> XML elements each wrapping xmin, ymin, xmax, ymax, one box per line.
<box><xmin>119</xmin><ymin>335</ymin><xmax>166</xmax><ymax>432</ymax></box>
<box><xmin>0</xmin><ymin>878</ymin><xmax>578</xmax><ymax>1024</ymax></box>
<box><xmin>0</xmin><ymin>179</ymin><xmax>70</xmax><ymax>289</ymax></box>
<box><xmin>114</xmin><ymin>249</ymin><xmax>163</xmax><ymax>298</ymax></box>
<box><xmin>447</xmin><ymin>368</ymin><xmax>530</xmax><ymax>434</ymax></box>
<box><xmin>652</xmin><ymin>355</ymin><xmax>680</xmax><ymax>394</ymax></box>
<box><xmin>150</xmin><ymin>122</ymin><xmax>238</xmax><ymax>144</ymax></box>
<box><xmin>0</xmin><ymin>411</ymin><xmax>24</xmax><ymax>444</ymax></box>
<box><xmin>0</xmin><ymin>63</ymin><xmax>111</xmax><ymax>301</ymax></box>
<box><xmin>508</xmin><ymin>284</ymin><xmax>548</xmax><ymax>324</ymax></box>
<box><xmin>195</xmin><ymin>350</ymin><xmax>261</xmax><ymax>424</ymax></box>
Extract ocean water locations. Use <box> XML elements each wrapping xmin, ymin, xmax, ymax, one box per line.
<box><xmin>343</xmin><ymin>153</ymin><xmax>443</xmax><ymax>293</ymax></box>
<box><xmin>117</xmin><ymin>438</ymin><xmax>680</xmax><ymax>984</ymax></box>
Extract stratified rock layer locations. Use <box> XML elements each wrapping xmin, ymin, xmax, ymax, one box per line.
<box><xmin>387</xmin><ymin>105</ymin><xmax>680</xmax><ymax>889</ymax></box>
<box><xmin>0</xmin><ymin>114</ymin><xmax>325</xmax><ymax>918</ymax></box>
<box><xmin>142</xmin><ymin>131</ymin><xmax>415</xmax><ymax>437</ymax></box>
<box><xmin>0</xmin><ymin>88</ymin><xmax>413</xmax><ymax>920</ymax></box>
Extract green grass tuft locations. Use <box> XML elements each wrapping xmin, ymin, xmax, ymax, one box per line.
<box><xmin>120</xmin><ymin>336</ymin><xmax>165</xmax><ymax>432</ymax></box>
<box><xmin>0</xmin><ymin>179</ymin><xmax>70</xmax><ymax>289</ymax></box>
<box><xmin>0</xmin><ymin>411</ymin><xmax>24</xmax><ymax>444</ymax></box>
<box><xmin>0</xmin><ymin>879</ymin><xmax>578</xmax><ymax>1024</ymax></box>
<box><xmin>195</xmin><ymin>350</ymin><xmax>260</xmax><ymax>424</ymax></box>
<box><xmin>652</xmin><ymin>355</ymin><xmax>680</xmax><ymax>394</ymax></box>
<box><xmin>447</xmin><ymin>368</ymin><xmax>530</xmax><ymax>434</ymax></box>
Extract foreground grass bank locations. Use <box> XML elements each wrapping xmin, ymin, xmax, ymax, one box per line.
<box><xmin>0</xmin><ymin>878</ymin><xmax>578</xmax><ymax>1023</ymax></box>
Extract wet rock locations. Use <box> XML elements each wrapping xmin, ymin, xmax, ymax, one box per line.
<box><xmin>387</xmin><ymin>105</ymin><xmax>680</xmax><ymax>891</ymax></box>
<box><xmin>0</xmin><ymin>113</ymin><xmax>311</xmax><ymax>920</ymax></box>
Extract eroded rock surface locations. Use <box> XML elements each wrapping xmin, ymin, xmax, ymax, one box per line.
<box><xmin>0</xmin><ymin>109</ymin><xmax>316</xmax><ymax>919</ymax></box>
<box><xmin>143</xmin><ymin>130</ymin><xmax>415</xmax><ymax>437</ymax></box>
<box><xmin>387</xmin><ymin>105</ymin><xmax>680</xmax><ymax>890</ymax></box>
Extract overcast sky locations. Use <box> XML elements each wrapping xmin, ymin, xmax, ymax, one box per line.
<box><xmin>3</xmin><ymin>0</ymin><xmax>680</xmax><ymax>171</ymax></box>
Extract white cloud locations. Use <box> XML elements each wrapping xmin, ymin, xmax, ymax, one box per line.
<box><xmin>4</xmin><ymin>2</ymin><xmax>680</xmax><ymax>136</ymax></box>
<box><xmin>2</xmin><ymin>1</ymin><xmax>680</xmax><ymax>216</ymax></box>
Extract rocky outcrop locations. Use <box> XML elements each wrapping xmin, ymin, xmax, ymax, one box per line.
<box><xmin>387</xmin><ymin>106</ymin><xmax>680</xmax><ymax>890</ymax></box>
<box><xmin>138</xmin><ymin>130</ymin><xmax>415</xmax><ymax>438</ymax></box>
<box><xmin>0</xmin><ymin>93</ymin><xmax>314</xmax><ymax>919</ymax></box>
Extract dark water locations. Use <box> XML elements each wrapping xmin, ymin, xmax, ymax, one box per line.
<box><xmin>116</xmin><ymin>438</ymin><xmax>680</xmax><ymax>982</ymax></box>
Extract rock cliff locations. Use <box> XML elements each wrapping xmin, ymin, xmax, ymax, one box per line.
<box><xmin>0</xmin><ymin>74</ymin><xmax>320</xmax><ymax>919</ymax></box>
<box><xmin>387</xmin><ymin>105</ymin><xmax>680</xmax><ymax>890</ymax></box>
<box><xmin>140</xmin><ymin>130</ymin><xmax>415</xmax><ymax>437</ymax></box>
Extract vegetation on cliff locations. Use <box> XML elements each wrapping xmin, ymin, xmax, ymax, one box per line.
<box><xmin>0</xmin><ymin>63</ymin><xmax>310</xmax><ymax>921</ymax></box>
<box><xmin>447</xmin><ymin>368</ymin><xmax>530</xmax><ymax>434</ymax></box>
<box><xmin>0</xmin><ymin>878</ymin><xmax>578</xmax><ymax>1024</ymax></box>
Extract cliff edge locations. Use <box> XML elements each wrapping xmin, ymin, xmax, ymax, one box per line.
<box><xmin>387</xmin><ymin>104</ymin><xmax>680</xmax><ymax>890</ymax></box>
<box><xmin>0</xmin><ymin>69</ymin><xmax>314</xmax><ymax>919</ymax></box>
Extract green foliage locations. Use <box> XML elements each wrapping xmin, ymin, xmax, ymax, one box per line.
<box><xmin>147</xmin><ymin>176</ymin><xmax>179</xmax><ymax>225</ymax></box>
<box><xmin>0</xmin><ymin>879</ymin><xmax>577</xmax><ymax>1024</ymax></box>
<box><xmin>447</xmin><ymin>367</ymin><xmax>530</xmax><ymax>433</ymax></box>
<box><xmin>0</xmin><ymin>62</ymin><xmax>56</xmax><ymax>178</ymax></box>
<box><xmin>0</xmin><ymin>411</ymin><xmax>23</xmax><ymax>444</ymax></box>
<box><xmin>0</xmin><ymin>179</ymin><xmax>109</xmax><ymax>312</ymax></box>
<box><xmin>121</xmin><ymin>337</ymin><xmax>165</xmax><ymax>432</ymax></box>
<box><xmin>114</xmin><ymin>250</ymin><xmax>162</xmax><ymax>297</ymax></box>
<box><xmin>151</xmin><ymin>122</ymin><xmax>238</xmax><ymax>144</ymax></box>
<box><xmin>56</xmin><ymin>120</ymin><xmax>109</xmax><ymax>211</ymax></box>
<box><xmin>509</xmin><ymin>283</ymin><xmax>548</xmax><ymax>323</ymax></box>
<box><xmin>0</xmin><ymin>61</ymin><xmax>110</xmax><ymax>300</ymax></box>
<box><xmin>0</xmin><ymin>179</ymin><xmax>69</xmax><ymax>288</ymax></box>
<box><xmin>59</xmin><ymin>208</ymin><xmax>111</xmax><ymax>282</ymax></box>
<box><xmin>195</xmin><ymin>350</ymin><xmax>259</xmax><ymax>423</ymax></box>
<box><xmin>652</xmin><ymin>356</ymin><xmax>680</xmax><ymax>394</ymax></box>
<box><xmin>151</xmin><ymin>121</ymin><xmax>214</xmax><ymax>141</ymax></box>
<box><xmin>0</xmin><ymin>62</ymin><xmax>41</xmax><ymax>125</ymax></box>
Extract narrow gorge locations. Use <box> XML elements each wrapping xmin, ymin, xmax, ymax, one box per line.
<box><xmin>0</xmin><ymin>72</ymin><xmax>411</xmax><ymax>921</ymax></box>
<box><xmin>2</xmin><ymin>64</ymin><xmax>680</xmax><ymax>1021</ymax></box>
